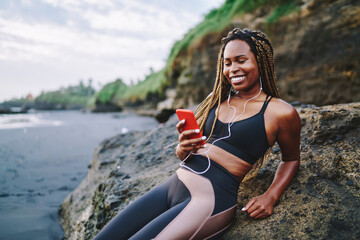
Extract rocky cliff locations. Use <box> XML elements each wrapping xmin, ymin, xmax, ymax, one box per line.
<box><xmin>163</xmin><ymin>0</ymin><xmax>360</xmax><ymax>110</ymax></box>
<box><xmin>59</xmin><ymin>102</ymin><xmax>360</xmax><ymax>239</ymax></box>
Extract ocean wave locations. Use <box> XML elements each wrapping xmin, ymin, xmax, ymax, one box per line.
<box><xmin>0</xmin><ymin>113</ymin><xmax>62</xmax><ymax>129</ymax></box>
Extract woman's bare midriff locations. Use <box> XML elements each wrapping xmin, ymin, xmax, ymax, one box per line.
<box><xmin>195</xmin><ymin>144</ymin><xmax>253</xmax><ymax>181</ymax></box>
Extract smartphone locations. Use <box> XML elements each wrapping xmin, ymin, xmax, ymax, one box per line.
<box><xmin>176</xmin><ymin>109</ymin><xmax>205</xmax><ymax>145</ymax></box>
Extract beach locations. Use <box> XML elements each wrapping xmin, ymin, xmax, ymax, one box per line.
<box><xmin>0</xmin><ymin>110</ymin><xmax>158</xmax><ymax>240</ymax></box>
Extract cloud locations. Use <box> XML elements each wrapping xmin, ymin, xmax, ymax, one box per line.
<box><xmin>0</xmin><ymin>15</ymin><xmax>165</xmax><ymax>60</ymax></box>
<box><xmin>0</xmin><ymin>11</ymin><xmax>171</xmax><ymax>100</ymax></box>
<box><xmin>20</xmin><ymin>0</ymin><xmax>33</xmax><ymax>7</ymax></box>
<box><xmin>41</xmin><ymin>0</ymin><xmax>115</xmax><ymax>11</ymax></box>
<box><xmin>0</xmin><ymin>0</ymin><xmax>225</xmax><ymax>101</ymax></box>
<box><xmin>0</xmin><ymin>2</ymin><xmax>194</xmax><ymax>73</ymax></box>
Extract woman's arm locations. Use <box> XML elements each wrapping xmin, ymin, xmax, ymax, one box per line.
<box><xmin>242</xmin><ymin>105</ymin><xmax>301</xmax><ymax>219</ymax></box>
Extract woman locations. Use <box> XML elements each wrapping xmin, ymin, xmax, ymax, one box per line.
<box><xmin>94</xmin><ymin>28</ymin><xmax>301</xmax><ymax>240</ymax></box>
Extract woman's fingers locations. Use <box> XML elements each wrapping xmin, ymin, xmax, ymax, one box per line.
<box><xmin>178</xmin><ymin>136</ymin><xmax>206</xmax><ymax>152</ymax></box>
<box><xmin>249</xmin><ymin>208</ymin><xmax>265</xmax><ymax>219</ymax></box>
<box><xmin>176</xmin><ymin>121</ymin><xmax>206</xmax><ymax>156</ymax></box>
<box><xmin>242</xmin><ymin>195</ymin><xmax>273</xmax><ymax>219</ymax></box>
<box><xmin>180</xmin><ymin>136</ymin><xmax>206</xmax><ymax>147</ymax></box>
<box><xmin>176</xmin><ymin>119</ymin><xmax>186</xmax><ymax>133</ymax></box>
<box><xmin>242</xmin><ymin>198</ymin><xmax>256</xmax><ymax>212</ymax></box>
<box><xmin>177</xmin><ymin>118</ymin><xmax>207</xmax><ymax>154</ymax></box>
<box><xmin>253</xmin><ymin>211</ymin><xmax>269</xmax><ymax>219</ymax></box>
<box><xmin>179</xmin><ymin>129</ymin><xmax>201</xmax><ymax>140</ymax></box>
<box><xmin>242</xmin><ymin>198</ymin><xmax>263</xmax><ymax>218</ymax></box>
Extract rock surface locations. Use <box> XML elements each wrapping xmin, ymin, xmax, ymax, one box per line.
<box><xmin>59</xmin><ymin>102</ymin><xmax>360</xmax><ymax>240</ymax></box>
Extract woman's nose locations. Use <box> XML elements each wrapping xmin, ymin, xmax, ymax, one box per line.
<box><xmin>230</xmin><ymin>62</ymin><xmax>239</xmax><ymax>73</ymax></box>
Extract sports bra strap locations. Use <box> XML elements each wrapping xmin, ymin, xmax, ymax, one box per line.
<box><xmin>260</xmin><ymin>95</ymin><xmax>272</xmax><ymax>114</ymax></box>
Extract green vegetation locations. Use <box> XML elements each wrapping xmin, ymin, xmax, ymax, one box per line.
<box><xmin>0</xmin><ymin>97</ymin><xmax>33</xmax><ymax>107</ymax></box>
<box><xmin>95</xmin><ymin>79</ymin><xmax>128</xmax><ymax>104</ymax></box>
<box><xmin>92</xmin><ymin>70</ymin><xmax>166</xmax><ymax>108</ymax></box>
<box><xmin>266</xmin><ymin>0</ymin><xmax>300</xmax><ymax>24</ymax></box>
<box><xmin>95</xmin><ymin>0</ymin><xmax>301</xmax><ymax>109</ymax></box>
<box><xmin>35</xmin><ymin>80</ymin><xmax>95</xmax><ymax>109</ymax></box>
<box><xmin>120</xmin><ymin>69</ymin><xmax>166</xmax><ymax>102</ymax></box>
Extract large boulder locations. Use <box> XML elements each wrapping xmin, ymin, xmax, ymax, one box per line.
<box><xmin>59</xmin><ymin>102</ymin><xmax>360</xmax><ymax>239</ymax></box>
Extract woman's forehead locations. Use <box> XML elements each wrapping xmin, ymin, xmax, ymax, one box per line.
<box><xmin>223</xmin><ymin>39</ymin><xmax>251</xmax><ymax>58</ymax></box>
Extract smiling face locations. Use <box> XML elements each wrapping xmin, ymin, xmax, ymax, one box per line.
<box><xmin>223</xmin><ymin>39</ymin><xmax>260</xmax><ymax>95</ymax></box>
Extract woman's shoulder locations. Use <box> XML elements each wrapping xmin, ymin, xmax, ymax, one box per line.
<box><xmin>268</xmin><ymin>97</ymin><xmax>300</xmax><ymax>123</ymax></box>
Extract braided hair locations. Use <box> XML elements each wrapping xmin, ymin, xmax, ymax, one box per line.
<box><xmin>194</xmin><ymin>28</ymin><xmax>280</xmax><ymax>180</ymax></box>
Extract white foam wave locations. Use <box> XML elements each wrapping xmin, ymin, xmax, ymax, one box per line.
<box><xmin>0</xmin><ymin>113</ymin><xmax>62</xmax><ymax>129</ymax></box>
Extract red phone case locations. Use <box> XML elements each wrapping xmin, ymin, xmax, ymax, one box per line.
<box><xmin>176</xmin><ymin>109</ymin><xmax>205</xmax><ymax>145</ymax></box>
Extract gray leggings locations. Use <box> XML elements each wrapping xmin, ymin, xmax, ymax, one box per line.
<box><xmin>93</xmin><ymin>156</ymin><xmax>240</xmax><ymax>240</ymax></box>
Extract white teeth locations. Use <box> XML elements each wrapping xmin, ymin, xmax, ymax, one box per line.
<box><xmin>231</xmin><ymin>76</ymin><xmax>245</xmax><ymax>83</ymax></box>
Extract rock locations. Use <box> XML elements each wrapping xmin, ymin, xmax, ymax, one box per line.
<box><xmin>0</xmin><ymin>193</ymin><xmax>10</xmax><ymax>198</ymax></box>
<box><xmin>91</xmin><ymin>103</ymin><xmax>123</xmax><ymax>113</ymax></box>
<box><xmin>157</xmin><ymin>89</ymin><xmax>176</xmax><ymax>111</ymax></box>
<box><xmin>131</xmin><ymin>107</ymin><xmax>175</xmax><ymax>123</ymax></box>
<box><xmin>154</xmin><ymin>109</ymin><xmax>176</xmax><ymax>123</ymax></box>
<box><xmin>59</xmin><ymin>102</ymin><xmax>360</xmax><ymax>239</ymax></box>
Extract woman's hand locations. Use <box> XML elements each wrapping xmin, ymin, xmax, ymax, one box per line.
<box><xmin>241</xmin><ymin>193</ymin><xmax>277</xmax><ymax>219</ymax></box>
<box><xmin>175</xmin><ymin>119</ymin><xmax>206</xmax><ymax>160</ymax></box>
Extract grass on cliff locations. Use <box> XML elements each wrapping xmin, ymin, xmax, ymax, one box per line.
<box><xmin>93</xmin><ymin>69</ymin><xmax>166</xmax><ymax>106</ymax></box>
<box><xmin>266</xmin><ymin>0</ymin><xmax>300</xmax><ymax>24</ymax></box>
<box><xmin>120</xmin><ymin>69</ymin><xmax>167</xmax><ymax>102</ymax></box>
<box><xmin>95</xmin><ymin>79</ymin><xmax>128</xmax><ymax>105</ymax></box>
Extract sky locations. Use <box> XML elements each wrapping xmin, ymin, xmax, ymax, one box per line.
<box><xmin>0</xmin><ymin>0</ymin><xmax>224</xmax><ymax>102</ymax></box>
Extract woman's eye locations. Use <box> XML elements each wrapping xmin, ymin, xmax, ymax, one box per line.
<box><xmin>224</xmin><ymin>63</ymin><xmax>231</xmax><ymax>66</ymax></box>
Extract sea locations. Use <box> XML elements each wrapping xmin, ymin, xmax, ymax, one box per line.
<box><xmin>0</xmin><ymin>110</ymin><xmax>159</xmax><ymax>240</ymax></box>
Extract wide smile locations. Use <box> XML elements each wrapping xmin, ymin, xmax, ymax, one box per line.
<box><xmin>230</xmin><ymin>75</ymin><xmax>246</xmax><ymax>84</ymax></box>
